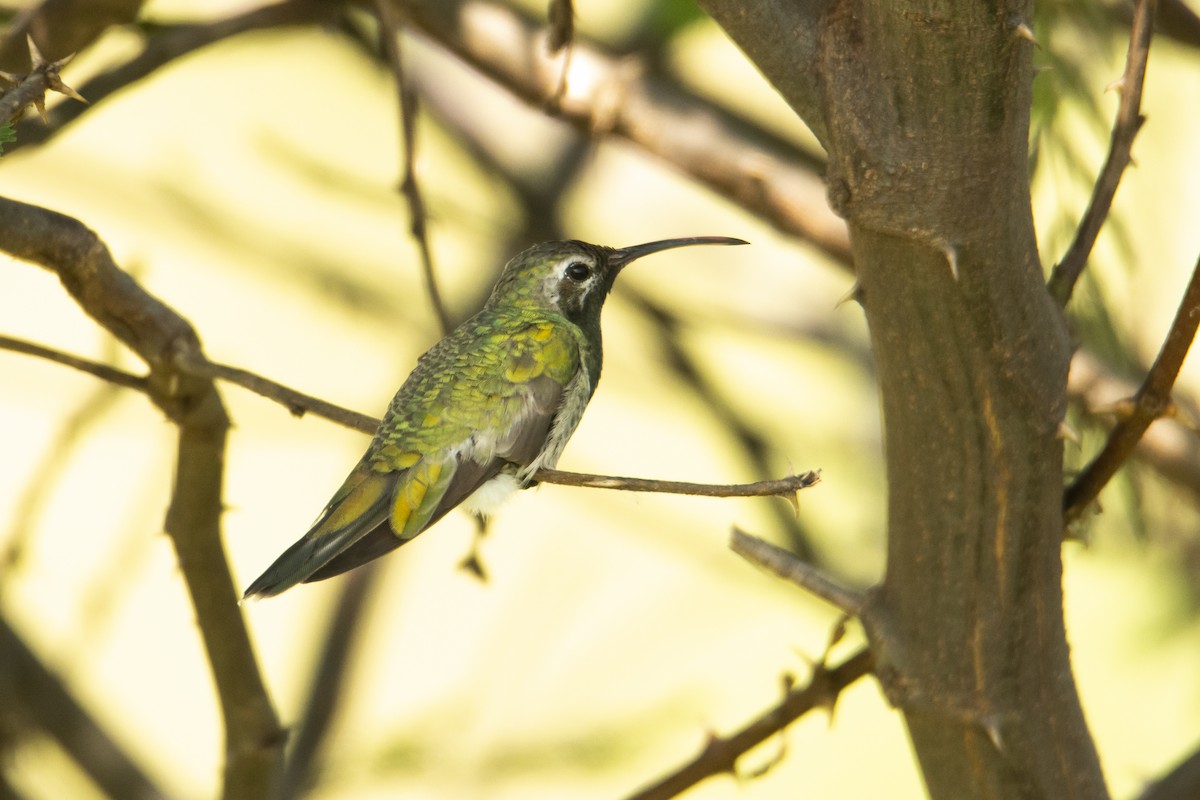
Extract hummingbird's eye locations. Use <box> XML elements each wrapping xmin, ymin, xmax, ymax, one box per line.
<box><xmin>564</xmin><ymin>261</ymin><xmax>591</xmax><ymax>282</ymax></box>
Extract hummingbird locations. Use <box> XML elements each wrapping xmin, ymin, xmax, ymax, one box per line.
<box><xmin>243</xmin><ymin>235</ymin><xmax>747</xmax><ymax>599</ymax></box>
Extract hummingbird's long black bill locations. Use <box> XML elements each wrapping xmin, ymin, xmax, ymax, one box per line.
<box><xmin>608</xmin><ymin>236</ymin><xmax>748</xmax><ymax>270</ymax></box>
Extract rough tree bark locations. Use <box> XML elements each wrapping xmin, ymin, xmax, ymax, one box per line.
<box><xmin>697</xmin><ymin>1</ymin><xmax>1108</xmax><ymax>797</ymax></box>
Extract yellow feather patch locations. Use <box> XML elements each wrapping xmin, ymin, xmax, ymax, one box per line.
<box><xmin>390</xmin><ymin>459</ymin><xmax>447</xmax><ymax>538</ymax></box>
<box><xmin>376</xmin><ymin>446</ymin><xmax>421</xmax><ymax>469</ymax></box>
<box><xmin>325</xmin><ymin>473</ymin><xmax>390</xmax><ymax>531</ymax></box>
<box><xmin>505</xmin><ymin>353</ymin><xmax>543</xmax><ymax>383</ymax></box>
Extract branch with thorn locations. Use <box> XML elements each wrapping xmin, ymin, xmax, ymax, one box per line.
<box><xmin>0</xmin><ymin>36</ymin><xmax>86</xmax><ymax>126</ymax></box>
<box><xmin>625</xmin><ymin>647</ymin><xmax>873</xmax><ymax>799</ymax></box>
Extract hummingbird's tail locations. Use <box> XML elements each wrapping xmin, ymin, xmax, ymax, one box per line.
<box><xmin>242</xmin><ymin>464</ymin><xmax>398</xmax><ymax>599</ymax></box>
<box><xmin>243</xmin><ymin>453</ymin><xmax>493</xmax><ymax>599</ymax></box>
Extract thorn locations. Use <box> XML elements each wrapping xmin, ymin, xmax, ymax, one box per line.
<box><xmin>26</xmin><ymin>35</ymin><xmax>46</xmax><ymax>69</ymax></box>
<box><xmin>939</xmin><ymin>237</ymin><xmax>960</xmax><ymax>281</ymax></box>
<box><xmin>47</xmin><ymin>74</ymin><xmax>87</xmax><ymax>105</ymax></box>
<box><xmin>32</xmin><ymin>95</ymin><xmax>47</xmax><ymax>124</ymax></box>
<box><xmin>1011</xmin><ymin>21</ymin><xmax>1039</xmax><ymax>47</ymax></box>
<box><xmin>1057</xmin><ymin>420</ymin><xmax>1080</xmax><ymax>445</ymax></box>
<box><xmin>0</xmin><ymin>71</ymin><xmax>18</xmax><ymax>84</ymax></box>
<box><xmin>835</xmin><ymin>282</ymin><xmax>862</xmax><ymax>309</ymax></box>
<box><xmin>1105</xmin><ymin>76</ymin><xmax>1126</xmax><ymax>94</ymax></box>
<box><xmin>982</xmin><ymin>713</ymin><xmax>1006</xmax><ymax>752</ymax></box>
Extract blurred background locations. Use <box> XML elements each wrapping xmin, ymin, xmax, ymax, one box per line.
<box><xmin>1</xmin><ymin>0</ymin><xmax>1198</xmax><ymax>797</ymax></box>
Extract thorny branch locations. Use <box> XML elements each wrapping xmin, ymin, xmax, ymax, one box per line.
<box><xmin>1065</xmin><ymin>251</ymin><xmax>1200</xmax><ymax>522</ymax></box>
<box><xmin>624</xmin><ymin>647</ymin><xmax>873</xmax><ymax>800</ymax></box>
<box><xmin>0</xmin><ymin>35</ymin><xmax>86</xmax><ymax>125</ymax></box>
<box><xmin>1047</xmin><ymin>0</ymin><xmax>1156</xmax><ymax>306</ymax></box>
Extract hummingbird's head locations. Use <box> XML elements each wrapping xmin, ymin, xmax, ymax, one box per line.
<box><xmin>487</xmin><ymin>236</ymin><xmax>748</xmax><ymax>324</ymax></box>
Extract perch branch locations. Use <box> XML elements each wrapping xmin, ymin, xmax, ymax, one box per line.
<box><xmin>5</xmin><ymin>330</ymin><xmax>821</xmax><ymax>503</ymax></box>
<box><xmin>533</xmin><ymin>467</ymin><xmax>819</xmax><ymax>500</ymax></box>
<box><xmin>1065</xmin><ymin>251</ymin><xmax>1200</xmax><ymax>522</ymax></box>
<box><xmin>1047</xmin><ymin>0</ymin><xmax>1155</xmax><ymax>306</ymax></box>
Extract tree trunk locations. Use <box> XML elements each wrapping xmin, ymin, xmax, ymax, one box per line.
<box><xmin>698</xmin><ymin>1</ymin><xmax>1109</xmax><ymax>796</ymax></box>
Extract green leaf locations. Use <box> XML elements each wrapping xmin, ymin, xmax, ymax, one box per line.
<box><xmin>0</xmin><ymin>122</ymin><xmax>15</xmax><ymax>155</ymax></box>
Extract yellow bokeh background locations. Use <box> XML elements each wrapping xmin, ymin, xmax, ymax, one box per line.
<box><xmin>2</xmin><ymin>2</ymin><xmax>1199</xmax><ymax>798</ymax></box>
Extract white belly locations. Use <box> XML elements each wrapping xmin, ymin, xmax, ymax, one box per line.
<box><xmin>461</xmin><ymin>472</ymin><xmax>522</xmax><ymax>517</ymax></box>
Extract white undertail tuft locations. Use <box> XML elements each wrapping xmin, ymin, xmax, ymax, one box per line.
<box><xmin>461</xmin><ymin>472</ymin><xmax>522</xmax><ymax>517</ymax></box>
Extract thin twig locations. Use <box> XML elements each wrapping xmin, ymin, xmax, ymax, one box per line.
<box><xmin>0</xmin><ymin>334</ymin><xmax>146</xmax><ymax>391</ymax></box>
<box><xmin>730</xmin><ymin>528</ymin><xmax>865</xmax><ymax>615</ymax></box>
<box><xmin>624</xmin><ymin>647</ymin><xmax>873</xmax><ymax>800</ymax></box>
<box><xmin>1065</xmin><ymin>251</ymin><xmax>1200</xmax><ymax>522</ymax></box>
<box><xmin>177</xmin><ymin>353</ymin><xmax>378</xmax><ymax>434</ymax></box>
<box><xmin>374</xmin><ymin>0</ymin><xmax>451</xmax><ymax>335</ymax></box>
<box><xmin>1047</xmin><ymin>0</ymin><xmax>1156</xmax><ymax>306</ymax></box>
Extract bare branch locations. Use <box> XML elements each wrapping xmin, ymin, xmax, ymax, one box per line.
<box><xmin>730</xmin><ymin>528</ymin><xmax>865</xmax><ymax>615</ymax></box>
<box><xmin>0</xmin><ymin>195</ymin><xmax>283</xmax><ymax>799</ymax></box>
<box><xmin>176</xmin><ymin>353</ymin><xmax>378</xmax><ymax>435</ymax></box>
<box><xmin>624</xmin><ymin>647</ymin><xmax>873</xmax><ymax>800</ymax></box>
<box><xmin>375</xmin><ymin>0</ymin><xmax>451</xmax><ymax>335</ymax></box>
<box><xmin>0</xmin><ymin>334</ymin><xmax>145</xmax><ymax>391</ymax></box>
<box><xmin>1047</xmin><ymin>0</ymin><xmax>1156</xmax><ymax>306</ymax></box>
<box><xmin>394</xmin><ymin>0</ymin><xmax>849</xmax><ymax>264</ymax></box>
<box><xmin>1065</xmin><ymin>250</ymin><xmax>1200</xmax><ymax>522</ymax></box>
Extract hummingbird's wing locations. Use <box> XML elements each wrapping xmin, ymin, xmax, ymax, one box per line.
<box><xmin>243</xmin><ymin>318</ymin><xmax>581</xmax><ymax>598</ymax></box>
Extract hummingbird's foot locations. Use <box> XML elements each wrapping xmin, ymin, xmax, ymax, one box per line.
<box><xmin>458</xmin><ymin>513</ymin><xmax>491</xmax><ymax>582</ymax></box>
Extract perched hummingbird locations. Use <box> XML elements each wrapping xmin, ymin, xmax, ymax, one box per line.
<box><xmin>243</xmin><ymin>236</ymin><xmax>746</xmax><ymax>599</ymax></box>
